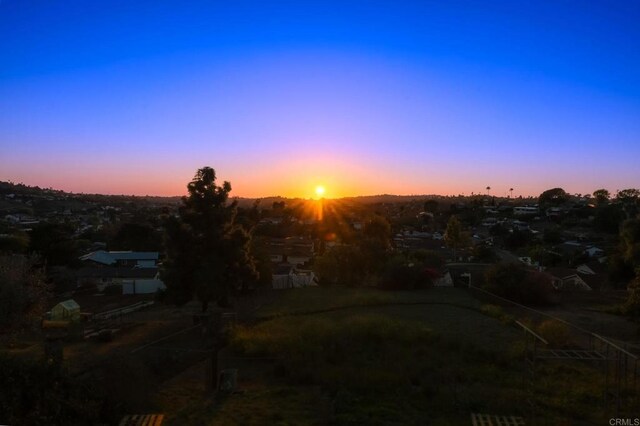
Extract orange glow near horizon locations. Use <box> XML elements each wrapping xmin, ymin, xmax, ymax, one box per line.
<box><xmin>2</xmin><ymin>156</ymin><xmax>602</xmax><ymax>200</ymax></box>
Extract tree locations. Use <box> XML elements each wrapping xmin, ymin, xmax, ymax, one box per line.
<box><xmin>108</xmin><ymin>222</ymin><xmax>162</xmax><ymax>251</ymax></box>
<box><xmin>380</xmin><ymin>253</ymin><xmax>439</xmax><ymax>290</ymax></box>
<box><xmin>444</xmin><ymin>215</ymin><xmax>470</xmax><ymax>259</ymax></box>
<box><xmin>161</xmin><ymin>167</ymin><xmax>258</xmax><ymax>311</ymax></box>
<box><xmin>623</xmin><ymin>269</ymin><xmax>640</xmax><ymax>316</ymax></box>
<box><xmin>484</xmin><ymin>262</ymin><xmax>554</xmax><ymax>305</ymax></box>
<box><xmin>539</xmin><ymin>187</ymin><xmax>569</xmax><ymax>206</ymax></box>
<box><xmin>472</xmin><ymin>244</ymin><xmax>497</xmax><ymax>263</ymax></box>
<box><xmin>509</xmin><ymin>188</ymin><xmax>514</xmax><ymax>198</ymax></box>
<box><xmin>29</xmin><ymin>223</ymin><xmax>80</xmax><ymax>267</ymax></box>
<box><xmin>486</xmin><ymin>186</ymin><xmax>491</xmax><ymax>196</ymax></box>
<box><xmin>423</xmin><ymin>199</ymin><xmax>439</xmax><ymax>214</ymax></box>
<box><xmin>616</xmin><ymin>188</ymin><xmax>640</xmax><ymax>218</ymax></box>
<box><xmin>593</xmin><ymin>189</ymin><xmax>610</xmax><ymax>206</ymax></box>
<box><xmin>314</xmin><ymin>245</ymin><xmax>365</xmax><ymax>287</ymax></box>
<box><xmin>607</xmin><ymin>218</ymin><xmax>640</xmax><ymax>287</ymax></box>
<box><xmin>593</xmin><ymin>204</ymin><xmax>625</xmax><ymax>234</ymax></box>
<box><xmin>619</xmin><ymin>218</ymin><xmax>640</xmax><ymax>268</ymax></box>
<box><xmin>0</xmin><ymin>255</ymin><xmax>50</xmax><ymax>333</ymax></box>
<box><xmin>359</xmin><ymin>215</ymin><xmax>392</xmax><ymax>274</ymax></box>
<box><xmin>543</xmin><ymin>226</ymin><xmax>563</xmax><ymax>245</ymax></box>
<box><xmin>616</xmin><ymin>188</ymin><xmax>640</xmax><ymax>203</ymax></box>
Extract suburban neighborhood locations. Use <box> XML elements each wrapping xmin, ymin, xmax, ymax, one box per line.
<box><xmin>2</xmin><ymin>179</ymin><xmax>640</xmax><ymax>424</ymax></box>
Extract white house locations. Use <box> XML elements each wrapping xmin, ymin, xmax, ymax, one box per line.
<box><xmin>272</xmin><ymin>264</ymin><xmax>317</xmax><ymax>290</ymax></box>
<box><xmin>76</xmin><ymin>266</ymin><xmax>165</xmax><ymax>293</ymax></box>
<box><xmin>433</xmin><ymin>270</ymin><xmax>454</xmax><ymax>287</ymax></box>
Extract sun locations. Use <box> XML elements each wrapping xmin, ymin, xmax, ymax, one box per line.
<box><xmin>315</xmin><ymin>185</ymin><xmax>326</xmax><ymax>198</ymax></box>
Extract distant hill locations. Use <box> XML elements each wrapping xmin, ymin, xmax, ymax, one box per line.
<box><xmin>0</xmin><ymin>181</ymin><xmax>531</xmax><ymax>211</ymax></box>
<box><xmin>230</xmin><ymin>194</ymin><xmax>451</xmax><ymax>207</ymax></box>
<box><xmin>0</xmin><ymin>181</ymin><xmax>182</xmax><ymax>203</ymax></box>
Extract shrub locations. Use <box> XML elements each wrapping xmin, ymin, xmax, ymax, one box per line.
<box><xmin>379</xmin><ymin>254</ymin><xmax>439</xmax><ymax>290</ymax></box>
<box><xmin>480</xmin><ymin>304</ymin><xmax>514</xmax><ymax>325</ymax></box>
<box><xmin>484</xmin><ymin>262</ymin><xmax>555</xmax><ymax>305</ymax></box>
<box><xmin>537</xmin><ymin>319</ymin><xmax>571</xmax><ymax>347</ymax></box>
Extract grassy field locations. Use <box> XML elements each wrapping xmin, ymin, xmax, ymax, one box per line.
<box><xmin>162</xmin><ymin>287</ymin><xmax>623</xmax><ymax>425</ymax></box>
<box><xmin>166</xmin><ymin>288</ymin><xmax>519</xmax><ymax>425</ymax></box>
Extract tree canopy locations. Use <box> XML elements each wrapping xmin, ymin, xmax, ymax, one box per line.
<box><xmin>444</xmin><ymin>215</ymin><xmax>470</xmax><ymax>256</ymax></box>
<box><xmin>593</xmin><ymin>188</ymin><xmax>610</xmax><ymax>205</ymax></box>
<box><xmin>539</xmin><ymin>187</ymin><xmax>569</xmax><ymax>206</ymax></box>
<box><xmin>161</xmin><ymin>167</ymin><xmax>258</xmax><ymax>311</ymax></box>
<box><xmin>483</xmin><ymin>262</ymin><xmax>555</xmax><ymax>305</ymax></box>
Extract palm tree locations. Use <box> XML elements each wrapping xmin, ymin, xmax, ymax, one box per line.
<box><xmin>486</xmin><ymin>186</ymin><xmax>491</xmax><ymax>196</ymax></box>
<box><xmin>509</xmin><ymin>188</ymin><xmax>514</xmax><ymax>198</ymax></box>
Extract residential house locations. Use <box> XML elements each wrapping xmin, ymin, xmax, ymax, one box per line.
<box><xmin>546</xmin><ymin>268</ymin><xmax>593</xmax><ymax>291</ymax></box>
<box><xmin>79</xmin><ymin>250</ymin><xmax>159</xmax><ymax>268</ymax></box>
<box><xmin>76</xmin><ymin>266</ymin><xmax>165</xmax><ymax>294</ymax></box>
<box><xmin>266</xmin><ymin>237</ymin><xmax>314</xmax><ymax>267</ymax></box>
<box><xmin>272</xmin><ymin>264</ymin><xmax>317</xmax><ymax>290</ymax></box>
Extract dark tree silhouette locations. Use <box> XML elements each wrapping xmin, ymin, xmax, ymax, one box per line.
<box><xmin>0</xmin><ymin>255</ymin><xmax>50</xmax><ymax>333</ymax></box>
<box><xmin>29</xmin><ymin>223</ymin><xmax>80</xmax><ymax>267</ymax></box>
<box><xmin>161</xmin><ymin>167</ymin><xmax>258</xmax><ymax>311</ymax></box>
<box><xmin>538</xmin><ymin>187</ymin><xmax>569</xmax><ymax>206</ymax></box>
<box><xmin>423</xmin><ymin>199</ymin><xmax>439</xmax><ymax>214</ymax></box>
<box><xmin>592</xmin><ymin>188</ymin><xmax>610</xmax><ymax>206</ymax></box>
<box><xmin>109</xmin><ymin>222</ymin><xmax>162</xmax><ymax>251</ymax></box>
<box><xmin>484</xmin><ymin>262</ymin><xmax>554</xmax><ymax>305</ymax></box>
<box><xmin>616</xmin><ymin>188</ymin><xmax>640</xmax><ymax>218</ymax></box>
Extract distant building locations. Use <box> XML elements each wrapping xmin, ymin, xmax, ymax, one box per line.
<box><xmin>272</xmin><ymin>264</ymin><xmax>317</xmax><ymax>289</ymax></box>
<box><xmin>265</xmin><ymin>237</ymin><xmax>314</xmax><ymax>267</ymax></box>
<box><xmin>79</xmin><ymin>250</ymin><xmax>159</xmax><ymax>268</ymax></box>
<box><xmin>513</xmin><ymin>206</ymin><xmax>538</xmax><ymax>216</ymax></box>
<box><xmin>76</xmin><ymin>266</ymin><xmax>165</xmax><ymax>294</ymax></box>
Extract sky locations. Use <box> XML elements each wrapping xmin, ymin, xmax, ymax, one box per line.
<box><xmin>1</xmin><ymin>0</ymin><xmax>639</xmax><ymax>199</ymax></box>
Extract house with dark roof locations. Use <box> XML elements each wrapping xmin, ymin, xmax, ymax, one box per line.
<box><xmin>265</xmin><ymin>237</ymin><xmax>314</xmax><ymax>267</ymax></box>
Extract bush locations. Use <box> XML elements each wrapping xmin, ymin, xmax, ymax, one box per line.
<box><xmin>480</xmin><ymin>304</ymin><xmax>514</xmax><ymax>325</ymax></box>
<box><xmin>379</xmin><ymin>254</ymin><xmax>439</xmax><ymax>290</ymax></box>
<box><xmin>537</xmin><ymin>319</ymin><xmax>571</xmax><ymax>347</ymax></box>
<box><xmin>484</xmin><ymin>263</ymin><xmax>555</xmax><ymax>305</ymax></box>
<box><xmin>623</xmin><ymin>271</ymin><xmax>640</xmax><ymax>316</ymax></box>
<box><xmin>0</xmin><ymin>355</ymin><xmax>103</xmax><ymax>425</ymax></box>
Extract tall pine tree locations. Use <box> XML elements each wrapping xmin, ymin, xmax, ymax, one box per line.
<box><xmin>161</xmin><ymin>167</ymin><xmax>258</xmax><ymax>311</ymax></box>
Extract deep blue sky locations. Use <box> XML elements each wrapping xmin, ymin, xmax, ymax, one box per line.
<box><xmin>1</xmin><ymin>0</ymin><xmax>639</xmax><ymax>197</ymax></box>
